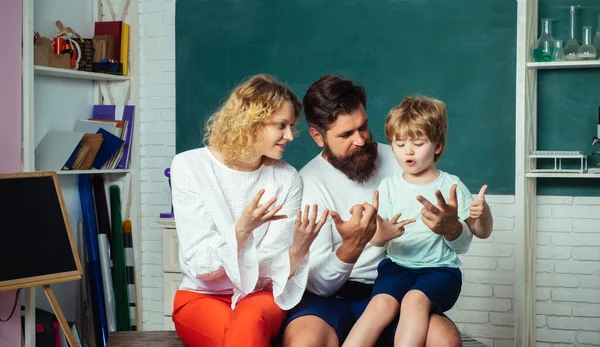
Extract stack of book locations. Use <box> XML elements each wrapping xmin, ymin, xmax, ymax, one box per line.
<box><xmin>35</xmin><ymin>105</ymin><xmax>135</xmax><ymax>172</ymax></box>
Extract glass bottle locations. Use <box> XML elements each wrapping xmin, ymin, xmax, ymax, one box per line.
<box><xmin>532</xmin><ymin>18</ymin><xmax>555</xmax><ymax>62</ymax></box>
<box><xmin>577</xmin><ymin>26</ymin><xmax>597</xmax><ymax>60</ymax></box>
<box><xmin>552</xmin><ymin>40</ymin><xmax>566</xmax><ymax>61</ymax></box>
<box><xmin>564</xmin><ymin>6</ymin><xmax>580</xmax><ymax>61</ymax></box>
<box><xmin>593</xmin><ymin>14</ymin><xmax>600</xmax><ymax>58</ymax></box>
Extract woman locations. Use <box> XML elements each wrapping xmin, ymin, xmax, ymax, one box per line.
<box><xmin>170</xmin><ymin>74</ymin><xmax>328</xmax><ymax>347</ymax></box>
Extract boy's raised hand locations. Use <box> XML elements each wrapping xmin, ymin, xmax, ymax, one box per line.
<box><xmin>470</xmin><ymin>185</ymin><xmax>489</xmax><ymax>219</ymax></box>
<box><xmin>417</xmin><ymin>184</ymin><xmax>462</xmax><ymax>240</ymax></box>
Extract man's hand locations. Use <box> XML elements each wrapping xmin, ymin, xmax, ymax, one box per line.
<box><xmin>330</xmin><ymin>190</ymin><xmax>379</xmax><ymax>263</ymax></box>
<box><xmin>417</xmin><ymin>184</ymin><xmax>462</xmax><ymax>241</ymax></box>
<box><xmin>370</xmin><ymin>213</ymin><xmax>416</xmax><ymax>247</ymax></box>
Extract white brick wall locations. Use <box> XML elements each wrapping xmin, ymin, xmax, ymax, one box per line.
<box><xmin>137</xmin><ymin>4</ymin><xmax>600</xmax><ymax>346</ymax></box>
<box><xmin>139</xmin><ymin>0</ymin><xmax>176</xmax><ymax>331</ymax></box>
<box><xmin>447</xmin><ymin>195</ymin><xmax>516</xmax><ymax>347</ymax></box>
<box><xmin>534</xmin><ymin>196</ymin><xmax>600</xmax><ymax>347</ymax></box>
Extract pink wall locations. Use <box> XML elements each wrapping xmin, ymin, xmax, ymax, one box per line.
<box><xmin>0</xmin><ymin>0</ymin><xmax>22</xmax><ymax>346</ymax></box>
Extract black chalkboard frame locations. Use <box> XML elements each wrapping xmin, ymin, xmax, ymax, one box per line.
<box><xmin>0</xmin><ymin>171</ymin><xmax>82</xmax><ymax>291</ymax></box>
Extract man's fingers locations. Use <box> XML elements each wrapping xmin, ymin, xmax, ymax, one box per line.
<box><xmin>349</xmin><ymin>204</ymin><xmax>365</xmax><ymax>224</ymax></box>
<box><xmin>390</xmin><ymin>213</ymin><xmax>402</xmax><ymax>224</ymax></box>
<box><xmin>329</xmin><ymin>210</ymin><xmax>343</xmax><ymax>226</ymax></box>
<box><xmin>372</xmin><ymin>190</ymin><xmax>379</xmax><ymax>210</ymax></box>
<box><xmin>448</xmin><ymin>184</ymin><xmax>458</xmax><ymax>206</ymax></box>
<box><xmin>362</xmin><ymin>203</ymin><xmax>377</xmax><ymax>223</ymax></box>
<box><xmin>435</xmin><ymin>190</ymin><xmax>447</xmax><ymax>209</ymax></box>
<box><xmin>478</xmin><ymin>185</ymin><xmax>488</xmax><ymax>200</ymax></box>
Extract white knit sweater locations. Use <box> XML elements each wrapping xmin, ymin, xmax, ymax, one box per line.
<box><xmin>170</xmin><ymin>147</ymin><xmax>307</xmax><ymax>310</ymax></box>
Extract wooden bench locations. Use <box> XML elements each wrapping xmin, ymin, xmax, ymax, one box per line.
<box><xmin>107</xmin><ymin>331</ymin><xmax>488</xmax><ymax>347</ymax></box>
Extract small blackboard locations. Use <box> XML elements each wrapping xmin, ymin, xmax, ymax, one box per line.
<box><xmin>0</xmin><ymin>172</ymin><xmax>82</xmax><ymax>291</ymax></box>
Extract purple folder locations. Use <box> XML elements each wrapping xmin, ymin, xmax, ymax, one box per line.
<box><xmin>92</xmin><ymin>105</ymin><xmax>135</xmax><ymax>169</ymax></box>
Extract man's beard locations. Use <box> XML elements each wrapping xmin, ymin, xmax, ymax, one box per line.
<box><xmin>323</xmin><ymin>138</ymin><xmax>378</xmax><ymax>184</ymax></box>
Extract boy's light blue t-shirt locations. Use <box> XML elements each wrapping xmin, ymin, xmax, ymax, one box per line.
<box><xmin>378</xmin><ymin>171</ymin><xmax>473</xmax><ymax>269</ymax></box>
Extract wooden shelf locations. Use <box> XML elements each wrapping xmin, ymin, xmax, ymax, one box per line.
<box><xmin>527</xmin><ymin>60</ymin><xmax>600</xmax><ymax>70</ymax></box>
<box><xmin>54</xmin><ymin>169</ymin><xmax>131</xmax><ymax>175</ymax></box>
<box><xmin>34</xmin><ymin>66</ymin><xmax>130</xmax><ymax>81</ymax></box>
<box><xmin>526</xmin><ymin>172</ymin><xmax>600</xmax><ymax>178</ymax></box>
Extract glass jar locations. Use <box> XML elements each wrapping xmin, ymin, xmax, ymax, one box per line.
<box><xmin>532</xmin><ymin>18</ymin><xmax>555</xmax><ymax>62</ymax></box>
<box><xmin>577</xmin><ymin>26</ymin><xmax>597</xmax><ymax>60</ymax></box>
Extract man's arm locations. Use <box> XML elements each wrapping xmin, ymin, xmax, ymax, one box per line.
<box><xmin>303</xmin><ymin>185</ymin><xmax>379</xmax><ymax>297</ymax></box>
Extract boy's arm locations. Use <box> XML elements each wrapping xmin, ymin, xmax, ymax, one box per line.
<box><xmin>465</xmin><ymin>185</ymin><xmax>493</xmax><ymax>239</ymax></box>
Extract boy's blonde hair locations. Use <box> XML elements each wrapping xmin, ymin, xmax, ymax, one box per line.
<box><xmin>204</xmin><ymin>74</ymin><xmax>301</xmax><ymax>165</ymax></box>
<box><xmin>384</xmin><ymin>95</ymin><xmax>448</xmax><ymax>162</ymax></box>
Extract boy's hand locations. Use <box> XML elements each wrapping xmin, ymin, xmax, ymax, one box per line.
<box><xmin>417</xmin><ymin>184</ymin><xmax>462</xmax><ymax>240</ymax></box>
<box><xmin>470</xmin><ymin>185</ymin><xmax>489</xmax><ymax>219</ymax></box>
<box><xmin>370</xmin><ymin>213</ymin><xmax>416</xmax><ymax>247</ymax></box>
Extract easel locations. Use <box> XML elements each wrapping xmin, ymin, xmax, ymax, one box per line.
<box><xmin>0</xmin><ymin>172</ymin><xmax>83</xmax><ymax>347</ymax></box>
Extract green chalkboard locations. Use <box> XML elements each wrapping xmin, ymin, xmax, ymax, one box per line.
<box><xmin>176</xmin><ymin>0</ymin><xmax>518</xmax><ymax>194</ymax></box>
<box><xmin>536</xmin><ymin>0</ymin><xmax>600</xmax><ymax>196</ymax></box>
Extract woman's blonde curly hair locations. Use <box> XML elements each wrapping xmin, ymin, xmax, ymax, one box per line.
<box><xmin>204</xmin><ymin>74</ymin><xmax>302</xmax><ymax>165</ymax></box>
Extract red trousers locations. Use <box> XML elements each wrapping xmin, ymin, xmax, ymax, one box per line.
<box><xmin>172</xmin><ymin>290</ymin><xmax>286</xmax><ymax>347</ymax></box>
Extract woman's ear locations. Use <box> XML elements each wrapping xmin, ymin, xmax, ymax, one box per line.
<box><xmin>309</xmin><ymin>127</ymin><xmax>325</xmax><ymax>147</ymax></box>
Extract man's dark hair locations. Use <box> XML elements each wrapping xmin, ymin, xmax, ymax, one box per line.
<box><xmin>302</xmin><ymin>75</ymin><xmax>367</xmax><ymax>134</ymax></box>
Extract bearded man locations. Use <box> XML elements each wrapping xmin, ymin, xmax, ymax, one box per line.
<box><xmin>281</xmin><ymin>75</ymin><xmax>474</xmax><ymax>347</ymax></box>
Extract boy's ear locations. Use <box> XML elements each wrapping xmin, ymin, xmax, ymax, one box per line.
<box><xmin>309</xmin><ymin>127</ymin><xmax>325</xmax><ymax>147</ymax></box>
<box><xmin>434</xmin><ymin>143</ymin><xmax>443</xmax><ymax>154</ymax></box>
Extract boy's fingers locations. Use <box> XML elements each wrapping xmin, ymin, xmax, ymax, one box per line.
<box><xmin>478</xmin><ymin>185</ymin><xmax>488</xmax><ymax>200</ymax></box>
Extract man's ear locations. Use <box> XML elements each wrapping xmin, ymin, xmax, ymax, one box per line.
<box><xmin>309</xmin><ymin>127</ymin><xmax>325</xmax><ymax>147</ymax></box>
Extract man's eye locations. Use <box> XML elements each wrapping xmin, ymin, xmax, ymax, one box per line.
<box><xmin>278</xmin><ymin>123</ymin><xmax>285</xmax><ymax>129</ymax></box>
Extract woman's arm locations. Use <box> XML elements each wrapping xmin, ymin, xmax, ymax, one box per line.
<box><xmin>255</xmin><ymin>171</ymin><xmax>309</xmax><ymax>310</ymax></box>
<box><xmin>171</xmin><ymin>154</ymin><xmax>258</xmax><ymax>293</ymax></box>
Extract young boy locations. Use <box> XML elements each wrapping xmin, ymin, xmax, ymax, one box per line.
<box><xmin>342</xmin><ymin>96</ymin><xmax>493</xmax><ymax>347</ymax></box>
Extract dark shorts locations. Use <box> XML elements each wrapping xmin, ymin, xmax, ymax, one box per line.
<box><xmin>372</xmin><ymin>258</ymin><xmax>462</xmax><ymax>314</ymax></box>
<box><xmin>283</xmin><ymin>281</ymin><xmax>397</xmax><ymax>346</ymax></box>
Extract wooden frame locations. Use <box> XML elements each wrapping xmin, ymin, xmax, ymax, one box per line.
<box><xmin>0</xmin><ymin>171</ymin><xmax>83</xmax><ymax>347</ymax></box>
<box><xmin>0</xmin><ymin>171</ymin><xmax>83</xmax><ymax>291</ymax></box>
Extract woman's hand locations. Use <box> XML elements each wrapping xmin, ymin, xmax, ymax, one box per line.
<box><xmin>235</xmin><ymin>189</ymin><xmax>287</xmax><ymax>250</ymax></box>
<box><xmin>290</xmin><ymin>204</ymin><xmax>329</xmax><ymax>257</ymax></box>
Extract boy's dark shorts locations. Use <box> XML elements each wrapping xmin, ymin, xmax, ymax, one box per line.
<box><xmin>371</xmin><ymin>258</ymin><xmax>462</xmax><ymax>314</ymax></box>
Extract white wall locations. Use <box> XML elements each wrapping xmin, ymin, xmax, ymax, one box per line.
<box><xmin>137</xmin><ymin>3</ymin><xmax>600</xmax><ymax>346</ymax></box>
<box><xmin>138</xmin><ymin>0</ymin><xmax>176</xmax><ymax>331</ymax></box>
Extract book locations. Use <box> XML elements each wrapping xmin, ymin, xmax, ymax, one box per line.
<box><xmin>92</xmin><ymin>105</ymin><xmax>135</xmax><ymax>169</ymax></box>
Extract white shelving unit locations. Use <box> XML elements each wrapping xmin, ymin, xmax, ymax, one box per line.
<box><xmin>515</xmin><ymin>1</ymin><xmax>600</xmax><ymax>346</ymax></box>
<box><xmin>21</xmin><ymin>0</ymin><xmax>140</xmax><ymax>346</ymax></box>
